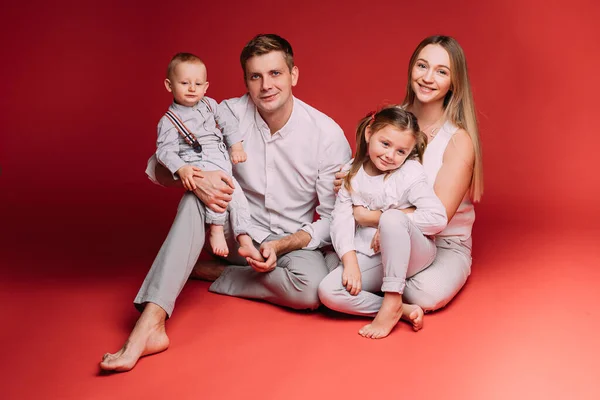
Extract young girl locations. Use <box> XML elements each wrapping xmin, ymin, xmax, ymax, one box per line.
<box><xmin>318</xmin><ymin>106</ymin><xmax>447</xmax><ymax>339</ymax></box>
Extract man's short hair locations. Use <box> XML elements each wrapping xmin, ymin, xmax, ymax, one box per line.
<box><xmin>240</xmin><ymin>34</ymin><xmax>294</xmax><ymax>78</ymax></box>
<box><xmin>166</xmin><ymin>53</ymin><xmax>204</xmax><ymax>80</ymax></box>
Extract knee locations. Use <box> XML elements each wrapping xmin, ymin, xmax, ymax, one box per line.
<box><xmin>379</xmin><ymin>209</ymin><xmax>410</xmax><ymax>235</ymax></box>
<box><xmin>279</xmin><ymin>255</ymin><xmax>326</xmax><ymax>311</ymax></box>
<box><xmin>317</xmin><ymin>271</ymin><xmax>347</xmax><ymax>311</ymax></box>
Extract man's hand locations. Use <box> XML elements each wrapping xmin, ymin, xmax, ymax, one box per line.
<box><xmin>230</xmin><ymin>142</ymin><xmax>247</xmax><ymax>164</ymax></box>
<box><xmin>177</xmin><ymin>165</ymin><xmax>203</xmax><ymax>191</ymax></box>
<box><xmin>341</xmin><ymin>252</ymin><xmax>362</xmax><ymax>296</ymax></box>
<box><xmin>192</xmin><ymin>170</ymin><xmax>235</xmax><ymax>213</ymax></box>
<box><xmin>247</xmin><ymin>240</ymin><xmax>279</xmax><ymax>273</ymax></box>
<box><xmin>353</xmin><ymin>206</ymin><xmax>382</xmax><ymax>228</ymax></box>
<box><xmin>333</xmin><ymin>169</ymin><xmax>348</xmax><ymax>194</ymax></box>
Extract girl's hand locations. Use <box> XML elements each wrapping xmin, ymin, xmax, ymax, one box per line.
<box><xmin>342</xmin><ymin>262</ymin><xmax>362</xmax><ymax>296</ymax></box>
<box><xmin>353</xmin><ymin>206</ymin><xmax>382</xmax><ymax>228</ymax></box>
<box><xmin>370</xmin><ymin>228</ymin><xmax>381</xmax><ymax>253</ymax></box>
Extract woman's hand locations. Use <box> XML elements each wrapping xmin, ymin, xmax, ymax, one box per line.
<box><xmin>353</xmin><ymin>206</ymin><xmax>382</xmax><ymax>228</ymax></box>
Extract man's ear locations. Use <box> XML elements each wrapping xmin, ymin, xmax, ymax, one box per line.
<box><xmin>164</xmin><ymin>79</ymin><xmax>172</xmax><ymax>93</ymax></box>
<box><xmin>291</xmin><ymin>65</ymin><xmax>299</xmax><ymax>87</ymax></box>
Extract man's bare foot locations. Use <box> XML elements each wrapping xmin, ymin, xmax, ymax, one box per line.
<box><xmin>99</xmin><ymin>303</ymin><xmax>170</xmax><ymax>372</ymax></box>
<box><xmin>190</xmin><ymin>262</ymin><xmax>226</xmax><ymax>281</ymax></box>
<box><xmin>237</xmin><ymin>234</ymin><xmax>264</xmax><ymax>263</ymax></box>
<box><xmin>359</xmin><ymin>292</ymin><xmax>403</xmax><ymax>339</ymax></box>
<box><xmin>209</xmin><ymin>224</ymin><xmax>229</xmax><ymax>257</ymax></box>
<box><xmin>401</xmin><ymin>303</ymin><xmax>424</xmax><ymax>331</ymax></box>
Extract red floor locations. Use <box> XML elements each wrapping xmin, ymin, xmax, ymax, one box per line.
<box><xmin>2</xmin><ymin>225</ymin><xmax>599</xmax><ymax>400</ymax></box>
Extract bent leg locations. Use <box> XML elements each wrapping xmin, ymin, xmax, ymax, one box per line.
<box><xmin>318</xmin><ymin>253</ymin><xmax>384</xmax><ymax>316</ymax></box>
<box><xmin>359</xmin><ymin>210</ymin><xmax>436</xmax><ymax>337</ymax></box>
<box><xmin>403</xmin><ymin>237</ymin><xmax>472</xmax><ymax>312</ymax></box>
<box><xmin>209</xmin><ymin>239</ymin><xmax>329</xmax><ymax>310</ymax></box>
<box><xmin>101</xmin><ymin>193</ymin><xmax>208</xmax><ymax>372</ymax></box>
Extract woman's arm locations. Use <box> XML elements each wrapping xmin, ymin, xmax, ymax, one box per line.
<box><xmin>434</xmin><ymin>129</ymin><xmax>475</xmax><ymax>221</ymax></box>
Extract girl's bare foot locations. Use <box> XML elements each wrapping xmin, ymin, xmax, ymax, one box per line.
<box><xmin>209</xmin><ymin>224</ymin><xmax>229</xmax><ymax>257</ymax></box>
<box><xmin>237</xmin><ymin>234</ymin><xmax>264</xmax><ymax>263</ymax></box>
<box><xmin>401</xmin><ymin>303</ymin><xmax>424</xmax><ymax>331</ymax></box>
<box><xmin>359</xmin><ymin>292</ymin><xmax>403</xmax><ymax>339</ymax></box>
<box><xmin>99</xmin><ymin>304</ymin><xmax>170</xmax><ymax>372</ymax></box>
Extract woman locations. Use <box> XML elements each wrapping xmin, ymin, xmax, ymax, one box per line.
<box><xmin>329</xmin><ymin>35</ymin><xmax>483</xmax><ymax>337</ymax></box>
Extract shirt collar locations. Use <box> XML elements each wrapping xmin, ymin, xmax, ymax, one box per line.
<box><xmin>253</xmin><ymin>96</ymin><xmax>298</xmax><ymax>140</ymax></box>
<box><xmin>169</xmin><ymin>100</ymin><xmax>202</xmax><ymax>113</ymax></box>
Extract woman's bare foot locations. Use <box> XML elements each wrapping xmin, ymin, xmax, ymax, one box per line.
<box><xmin>401</xmin><ymin>303</ymin><xmax>424</xmax><ymax>331</ymax></box>
<box><xmin>237</xmin><ymin>234</ymin><xmax>264</xmax><ymax>263</ymax></box>
<box><xmin>359</xmin><ymin>292</ymin><xmax>403</xmax><ymax>339</ymax></box>
<box><xmin>99</xmin><ymin>303</ymin><xmax>170</xmax><ymax>372</ymax></box>
<box><xmin>209</xmin><ymin>224</ymin><xmax>229</xmax><ymax>257</ymax></box>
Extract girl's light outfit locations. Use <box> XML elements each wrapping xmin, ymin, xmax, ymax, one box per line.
<box><xmin>318</xmin><ymin>159</ymin><xmax>447</xmax><ymax>316</ymax></box>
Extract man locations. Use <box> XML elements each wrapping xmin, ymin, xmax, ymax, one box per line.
<box><xmin>100</xmin><ymin>34</ymin><xmax>351</xmax><ymax>372</ymax></box>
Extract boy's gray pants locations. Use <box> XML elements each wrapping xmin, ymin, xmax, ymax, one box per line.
<box><xmin>134</xmin><ymin>192</ymin><xmax>338</xmax><ymax>317</ymax></box>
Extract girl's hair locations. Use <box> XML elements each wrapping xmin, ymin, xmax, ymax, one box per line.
<box><xmin>403</xmin><ymin>35</ymin><xmax>483</xmax><ymax>202</ymax></box>
<box><xmin>344</xmin><ymin>106</ymin><xmax>427</xmax><ymax>192</ymax></box>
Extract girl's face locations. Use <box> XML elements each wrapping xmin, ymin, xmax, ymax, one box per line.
<box><xmin>411</xmin><ymin>44</ymin><xmax>452</xmax><ymax>105</ymax></box>
<box><xmin>365</xmin><ymin>125</ymin><xmax>416</xmax><ymax>174</ymax></box>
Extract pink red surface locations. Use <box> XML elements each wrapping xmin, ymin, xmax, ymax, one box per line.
<box><xmin>1</xmin><ymin>0</ymin><xmax>599</xmax><ymax>399</ymax></box>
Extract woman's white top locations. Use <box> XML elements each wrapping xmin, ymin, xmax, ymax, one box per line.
<box><xmin>422</xmin><ymin>121</ymin><xmax>475</xmax><ymax>240</ymax></box>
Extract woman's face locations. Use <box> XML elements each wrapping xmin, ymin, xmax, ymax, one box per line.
<box><xmin>410</xmin><ymin>44</ymin><xmax>452</xmax><ymax>105</ymax></box>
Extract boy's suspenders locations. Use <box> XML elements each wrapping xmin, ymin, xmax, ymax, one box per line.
<box><xmin>164</xmin><ymin>111</ymin><xmax>202</xmax><ymax>153</ymax></box>
<box><xmin>164</xmin><ymin>99</ymin><xmax>228</xmax><ymax>159</ymax></box>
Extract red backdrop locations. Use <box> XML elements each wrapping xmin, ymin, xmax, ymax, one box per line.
<box><xmin>1</xmin><ymin>0</ymin><xmax>599</xmax><ymax>270</ymax></box>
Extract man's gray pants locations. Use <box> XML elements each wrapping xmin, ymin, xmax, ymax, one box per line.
<box><xmin>134</xmin><ymin>193</ymin><xmax>338</xmax><ymax>317</ymax></box>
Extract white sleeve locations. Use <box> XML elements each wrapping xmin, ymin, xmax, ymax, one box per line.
<box><xmin>403</xmin><ymin>169</ymin><xmax>448</xmax><ymax>235</ymax></box>
<box><xmin>330</xmin><ymin>184</ymin><xmax>357</xmax><ymax>258</ymax></box>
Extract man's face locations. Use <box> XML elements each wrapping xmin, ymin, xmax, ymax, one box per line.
<box><xmin>244</xmin><ymin>51</ymin><xmax>298</xmax><ymax>116</ymax></box>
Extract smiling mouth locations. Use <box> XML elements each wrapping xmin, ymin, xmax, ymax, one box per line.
<box><xmin>418</xmin><ymin>83</ymin><xmax>435</xmax><ymax>91</ymax></box>
<box><xmin>261</xmin><ymin>93</ymin><xmax>278</xmax><ymax>101</ymax></box>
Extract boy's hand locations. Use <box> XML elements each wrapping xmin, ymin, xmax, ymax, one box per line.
<box><xmin>177</xmin><ymin>165</ymin><xmax>203</xmax><ymax>191</ymax></box>
<box><xmin>341</xmin><ymin>252</ymin><xmax>362</xmax><ymax>296</ymax></box>
<box><xmin>229</xmin><ymin>142</ymin><xmax>247</xmax><ymax>164</ymax></box>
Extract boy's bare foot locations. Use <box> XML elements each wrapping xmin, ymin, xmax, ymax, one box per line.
<box><xmin>209</xmin><ymin>225</ymin><xmax>229</xmax><ymax>257</ymax></box>
<box><xmin>237</xmin><ymin>234</ymin><xmax>264</xmax><ymax>263</ymax></box>
<box><xmin>99</xmin><ymin>303</ymin><xmax>170</xmax><ymax>372</ymax></box>
<box><xmin>401</xmin><ymin>303</ymin><xmax>424</xmax><ymax>331</ymax></box>
<box><xmin>359</xmin><ymin>292</ymin><xmax>403</xmax><ymax>339</ymax></box>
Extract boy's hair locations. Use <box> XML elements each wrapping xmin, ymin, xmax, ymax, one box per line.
<box><xmin>240</xmin><ymin>34</ymin><xmax>294</xmax><ymax>78</ymax></box>
<box><xmin>166</xmin><ymin>52</ymin><xmax>204</xmax><ymax>80</ymax></box>
<box><xmin>344</xmin><ymin>106</ymin><xmax>427</xmax><ymax>193</ymax></box>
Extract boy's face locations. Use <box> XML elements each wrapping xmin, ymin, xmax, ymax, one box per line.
<box><xmin>165</xmin><ymin>62</ymin><xmax>209</xmax><ymax>107</ymax></box>
<box><xmin>244</xmin><ymin>51</ymin><xmax>298</xmax><ymax>116</ymax></box>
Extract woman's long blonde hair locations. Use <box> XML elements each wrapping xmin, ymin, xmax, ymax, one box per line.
<box><xmin>344</xmin><ymin>106</ymin><xmax>427</xmax><ymax>192</ymax></box>
<box><xmin>403</xmin><ymin>35</ymin><xmax>483</xmax><ymax>202</ymax></box>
